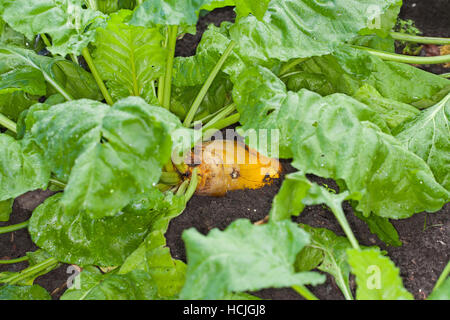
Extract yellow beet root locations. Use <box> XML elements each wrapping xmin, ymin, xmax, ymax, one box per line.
<box><xmin>185</xmin><ymin>140</ymin><xmax>282</xmax><ymax>196</ymax></box>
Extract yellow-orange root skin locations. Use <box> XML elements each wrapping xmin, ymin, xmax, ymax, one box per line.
<box><xmin>186</xmin><ymin>140</ymin><xmax>282</xmax><ymax>197</ymax></box>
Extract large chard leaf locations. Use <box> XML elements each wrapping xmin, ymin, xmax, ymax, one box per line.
<box><xmin>0</xmin><ymin>134</ymin><xmax>50</xmax><ymax>203</ymax></box>
<box><xmin>61</xmin><ymin>267</ymin><xmax>158</xmax><ymax>300</ymax></box>
<box><xmin>93</xmin><ymin>10</ymin><xmax>166</xmax><ymax>104</ymax></box>
<box><xmin>0</xmin><ymin>285</ymin><xmax>51</xmax><ymax>300</ymax></box>
<box><xmin>180</xmin><ymin>219</ymin><xmax>325</xmax><ymax>299</ymax></box>
<box><xmin>347</xmin><ymin>248</ymin><xmax>413</xmax><ymax>300</ymax></box>
<box><xmin>229</xmin><ymin>0</ymin><xmax>401</xmax><ymax>64</ymax></box>
<box><xmin>395</xmin><ymin>94</ymin><xmax>450</xmax><ymax>191</ymax></box>
<box><xmin>131</xmin><ymin>0</ymin><xmax>269</xmax><ymax>30</ymax></box>
<box><xmin>234</xmin><ymin>65</ymin><xmax>449</xmax><ymax>219</ymax></box>
<box><xmin>22</xmin><ymin>97</ymin><xmax>174</xmax><ymax>218</ymax></box>
<box><xmin>233</xmin><ymin>65</ymin><xmax>390</xmax><ymax>158</ymax></box>
<box><xmin>288</xmin><ymin>46</ymin><xmax>450</xmax><ymax>109</ymax></box>
<box><xmin>0</xmin><ymin>0</ymin><xmax>106</xmax><ymax>56</ymax></box>
<box><xmin>29</xmin><ymin>190</ymin><xmax>176</xmax><ymax>267</ymax></box>
<box><xmin>119</xmin><ymin>193</ymin><xmax>187</xmax><ymax>299</ymax></box>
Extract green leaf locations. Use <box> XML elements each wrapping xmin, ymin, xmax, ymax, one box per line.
<box><xmin>93</xmin><ymin>10</ymin><xmax>166</xmax><ymax>104</ymax></box>
<box><xmin>131</xmin><ymin>0</ymin><xmax>268</xmax><ymax>30</ymax></box>
<box><xmin>269</xmin><ymin>171</ymin><xmax>312</xmax><ymax>221</ymax></box>
<box><xmin>234</xmin><ymin>65</ymin><xmax>449</xmax><ymax>219</ymax></box>
<box><xmin>233</xmin><ymin>65</ymin><xmax>390</xmax><ymax>159</ymax></box>
<box><xmin>428</xmin><ymin>278</ymin><xmax>450</xmax><ymax>300</ymax></box>
<box><xmin>0</xmin><ymin>134</ymin><xmax>50</xmax><ymax>203</ymax></box>
<box><xmin>347</xmin><ymin>248</ymin><xmax>413</xmax><ymax>300</ymax></box>
<box><xmin>0</xmin><ymin>91</ymin><xmax>38</xmax><ymax>122</ymax></box>
<box><xmin>0</xmin><ymin>19</ymin><xmax>29</xmax><ymax>48</ymax></box>
<box><xmin>229</xmin><ymin>0</ymin><xmax>401</xmax><ymax>63</ymax></box>
<box><xmin>51</xmin><ymin>60</ymin><xmax>103</xmax><ymax>101</ymax></box>
<box><xmin>61</xmin><ymin>268</ymin><xmax>158</xmax><ymax>300</ymax></box>
<box><xmin>29</xmin><ymin>190</ymin><xmax>176</xmax><ymax>267</ymax></box>
<box><xmin>119</xmin><ymin>193</ymin><xmax>187</xmax><ymax>298</ymax></box>
<box><xmin>0</xmin><ymin>45</ymin><xmax>75</xmax><ymax>100</ymax></box>
<box><xmin>297</xmin><ymin>225</ymin><xmax>356</xmax><ymax>300</ymax></box>
<box><xmin>395</xmin><ymin>94</ymin><xmax>450</xmax><ymax>191</ymax></box>
<box><xmin>0</xmin><ymin>284</ymin><xmax>51</xmax><ymax>300</ymax></box>
<box><xmin>180</xmin><ymin>219</ymin><xmax>326</xmax><ymax>299</ymax></box>
<box><xmin>0</xmin><ymin>66</ymin><xmax>46</xmax><ymax>96</ymax></box>
<box><xmin>0</xmin><ymin>0</ymin><xmax>106</xmax><ymax>56</ymax></box>
<box><xmin>353</xmin><ymin>85</ymin><xmax>419</xmax><ymax>131</ymax></box>
<box><xmin>0</xmin><ymin>198</ymin><xmax>13</xmax><ymax>222</ymax></box>
<box><xmin>358</xmin><ymin>1</ymin><xmax>402</xmax><ymax>38</ymax></box>
<box><xmin>286</xmin><ymin>46</ymin><xmax>450</xmax><ymax>109</ymax></box>
<box><xmin>332</xmin><ymin>46</ymin><xmax>450</xmax><ymax>108</ymax></box>
<box><xmin>354</xmin><ymin>211</ymin><xmax>402</xmax><ymax>247</ymax></box>
<box><xmin>23</xmin><ymin>97</ymin><xmax>174</xmax><ymax>218</ymax></box>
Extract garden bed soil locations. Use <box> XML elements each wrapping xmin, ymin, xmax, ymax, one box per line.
<box><xmin>1</xmin><ymin>1</ymin><xmax>449</xmax><ymax>300</ymax></box>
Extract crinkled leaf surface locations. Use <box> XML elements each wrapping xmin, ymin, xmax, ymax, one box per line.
<box><xmin>229</xmin><ymin>0</ymin><xmax>400</xmax><ymax>63</ymax></box>
<box><xmin>23</xmin><ymin>97</ymin><xmax>174</xmax><ymax>218</ymax></box>
<box><xmin>93</xmin><ymin>10</ymin><xmax>166</xmax><ymax>104</ymax></box>
<box><xmin>395</xmin><ymin>94</ymin><xmax>450</xmax><ymax>190</ymax></box>
<box><xmin>180</xmin><ymin>219</ymin><xmax>325</xmax><ymax>299</ymax></box>
<box><xmin>0</xmin><ymin>0</ymin><xmax>106</xmax><ymax>55</ymax></box>
<box><xmin>0</xmin><ymin>66</ymin><xmax>46</xmax><ymax>96</ymax></box>
<box><xmin>234</xmin><ymin>65</ymin><xmax>449</xmax><ymax>219</ymax></box>
<box><xmin>233</xmin><ymin>65</ymin><xmax>390</xmax><ymax>158</ymax></box>
<box><xmin>29</xmin><ymin>190</ymin><xmax>175</xmax><ymax>267</ymax></box>
<box><xmin>0</xmin><ymin>285</ymin><xmax>51</xmax><ymax>300</ymax></box>
<box><xmin>0</xmin><ymin>134</ymin><xmax>50</xmax><ymax>202</ymax></box>
<box><xmin>353</xmin><ymin>85</ymin><xmax>419</xmax><ymax>131</ymax></box>
<box><xmin>347</xmin><ymin>248</ymin><xmax>413</xmax><ymax>300</ymax></box>
<box><xmin>0</xmin><ymin>45</ymin><xmax>102</xmax><ymax>103</ymax></box>
<box><xmin>61</xmin><ymin>268</ymin><xmax>158</xmax><ymax>300</ymax></box>
<box><xmin>290</xmin><ymin>46</ymin><xmax>450</xmax><ymax>109</ymax></box>
<box><xmin>51</xmin><ymin>60</ymin><xmax>103</xmax><ymax>101</ymax></box>
<box><xmin>131</xmin><ymin>0</ymin><xmax>268</xmax><ymax>30</ymax></box>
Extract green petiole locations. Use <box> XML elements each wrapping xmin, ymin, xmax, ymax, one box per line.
<box><xmin>202</xmin><ymin>103</ymin><xmax>236</xmax><ymax>131</ymax></box>
<box><xmin>40</xmin><ymin>34</ymin><xmax>52</xmax><ymax>48</ymax></box>
<box><xmin>0</xmin><ymin>113</ymin><xmax>17</xmax><ymax>133</ymax></box>
<box><xmin>433</xmin><ymin>261</ymin><xmax>450</xmax><ymax>291</ymax></box>
<box><xmin>176</xmin><ymin>180</ymin><xmax>190</xmax><ymax>197</ymax></box>
<box><xmin>160</xmin><ymin>172</ymin><xmax>182</xmax><ymax>185</ymax></box>
<box><xmin>81</xmin><ymin>47</ymin><xmax>114</xmax><ymax>105</ymax></box>
<box><xmin>184</xmin><ymin>168</ymin><xmax>199</xmax><ymax>204</ymax></box>
<box><xmin>183</xmin><ymin>40</ymin><xmax>237</xmax><ymax>127</ymax></box>
<box><xmin>352</xmin><ymin>45</ymin><xmax>450</xmax><ymax>65</ymax></box>
<box><xmin>441</xmin><ymin>73</ymin><xmax>450</xmax><ymax>79</ymax></box>
<box><xmin>0</xmin><ymin>256</ymin><xmax>29</xmax><ymax>265</ymax></box>
<box><xmin>202</xmin><ymin>113</ymin><xmax>241</xmax><ymax>141</ymax></box>
<box><xmin>390</xmin><ymin>32</ymin><xmax>450</xmax><ymax>45</ymax></box>
<box><xmin>0</xmin><ymin>221</ymin><xmax>29</xmax><ymax>235</ymax></box>
<box><xmin>279</xmin><ymin>57</ymin><xmax>308</xmax><ymax>76</ymax></box>
<box><xmin>292</xmin><ymin>285</ymin><xmax>319</xmax><ymax>300</ymax></box>
<box><xmin>161</xmin><ymin>25</ymin><xmax>179</xmax><ymax>110</ymax></box>
<box><xmin>1</xmin><ymin>257</ymin><xmax>59</xmax><ymax>285</ymax></box>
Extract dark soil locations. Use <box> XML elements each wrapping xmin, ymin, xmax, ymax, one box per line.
<box><xmin>1</xmin><ymin>1</ymin><xmax>449</xmax><ymax>300</ymax></box>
